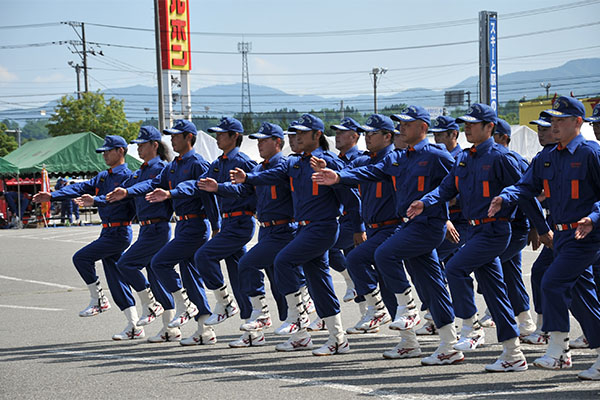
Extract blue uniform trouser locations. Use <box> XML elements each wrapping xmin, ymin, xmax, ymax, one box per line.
<box><xmin>345</xmin><ymin>225</ymin><xmax>398</xmax><ymax>320</ymax></box>
<box><xmin>541</xmin><ymin>231</ymin><xmax>600</xmax><ymax>349</ymax></box>
<box><xmin>150</xmin><ymin>218</ymin><xmax>210</xmax><ymax>315</ymax></box>
<box><xmin>593</xmin><ymin>259</ymin><xmax>600</xmax><ymax>299</ymax></box>
<box><xmin>72</xmin><ymin>201</ymin><xmax>79</xmax><ymax>220</ymax></box>
<box><xmin>194</xmin><ymin>215</ymin><xmax>255</xmax><ymax>320</ymax></box>
<box><xmin>238</xmin><ymin>224</ymin><xmax>294</xmax><ymax>321</ymax></box>
<box><xmin>274</xmin><ymin>220</ymin><xmax>340</xmax><ymax>319</ymax></box>
<box><xmin>329</xmin><ymin>220</ymin><xmax>354</xmax><ymax>273</ymax></box>
<box><xmin>375</xmin><ymin>219</ymin><xmax>454</xmax><ymax>329</ymax></box>
<box><xmin>72</xmin><ymin>226</ymin><xmax>134</xmax><ymax>311</ymax></box>
<box><xmin>445</xmin><ymin>220</ymin><xmax>519</xmax><ymax>342</ymax></box>
<box><xmin>116</xmin><ymin>222</ymin><xmax>172</xmax><ymax>309</ymax></box>
<box><xmin>531</xmin><ymin>246</ymin><xmax>554</xmax><ymax>315</ymax></box>
<box><xmin>499</xmin><ymin>226</ymin><xmax>530</xmax><ymax>316</ymax></box>
<box><xmin>60</xmin><ymin>201</ymin><xmax>72</xmax><ymax>223</ymax></box>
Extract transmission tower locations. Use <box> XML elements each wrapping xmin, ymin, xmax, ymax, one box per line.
<box><xmin>238</xmin><ymin>42</ymin><xmax>252</xmax><ymax>114</ymax></box>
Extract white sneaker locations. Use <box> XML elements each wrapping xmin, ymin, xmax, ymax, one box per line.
<box><xmin>168</xmin><ymin>303</ymin><xmax>199</xmax><ymax>328</ymax></box>
<box><xmin>112</xmin><ymin>326</ymin><xmax>145</xmax><ymax>340</ymax></box>
<box><xmin>485</xmin><ymin>355</ymin><xmax>528</xmax><ymax>372</ymax></box>
<box><xmin>240</xmin><ymin>314</ymin><xmax>272</xmax><ymax>331</ymax></box>
<box><xmin>454</xmin><ymin>328</ymin><xmax>485</xmax><ymax>351</ymax></box>
<box><xmin>205</xmin><ymin>300</ymin><xmax>239</xmax><ymax>325</ymax></box>
<box><xmin>308</xmin><ymin>318</ymin><xmax>327</xmax><ymax>332</ymax></box>
<box><xmin>343</xmin><ymin>287</ymin><xmax>357</xmax><ymax>303</ymax></box>
<box><xmin>389</xmin><ymin>306</ymin><xmax>420</xmax><ymax>331</ymax></box>
<box><xmin>346</xmin><ymin>325</ymin><xmax>379</xmax><ymax>334</ymax></box>
<box><xmin>274</xmin><ymin>314</ymin><xmax>310</xmax><ymax>335</ymax></box>
<box><xmin>138</xmin><ymin>302</ymin><xmax>164</xmax><ymax>326</ymax></box>
<box><xmin>479</xmin><ymin>313</ymin><xmax>495</xmax><ymax>328</ymax></box>
<box><xmin>416</xmin><ymin>320</ymin><xmax>438</xmax><ymax>335</ymax></box>
<box><xmin>79</xmin><ymin>296</ymin><xmax>111</xmax><ymax>317</ymax></box>
<box><xmin>421</xmin><ymin>350</ymin><xmax>465</xmax><ymax>365</ymax></box>
<box><xmin>520</xmin><ymin>331</ymin><xmax>548</xmax><ymax>345</ymax></box>
<box><xmin>383</xmin><ymin>343</ymin><xmax>422</xmax><ymax>359</ymax></box>
<box><xmin>312</xmin><ymin>338</ymin><xmax>350</xmax><ymax>356</ymax></box>
<box><xmin>355</xmin><ymin>307</ymin><xmax>391</xmax><ymax>332</ymax></box>
<box><xmin>578</xmin><ymin>359</ymin><xmax>600</xmax><ymax>380</ymax></box>
<box><xmin>305</xmin><ymin>298</ymin><xmax>316</xmax><ymax>314</ymax></box>
<box><xmin>346</xmin><ymin>310</ymin><xmax>384</xmax><ymax>334</ymax></box>
<box><xmin>533</xmin><ymin>352</ymin><xmax>572</xmax><ymax>370</ymax></box>
<box><xmin>569</xmin><ymin>335</ymin><xmax>589</xmax><ymax>349</ymax></box>
<box><xmin>147</xmin><ymin>327</ymin><xmax>182</xmax><ymax>343</ymax></box>
<box><xmin>275</xmin><ymin>332</ymin><xmax>314</xmax><ymax>352</ymax></box>
<box><xmin>180</xmin><ymin>326</ymin><xmax>217</xmax><ymax>346</ymax></box>
<box><xmin>229</xmin><ymin>331</ymin><xmax>266</xmax><ymax>348</ymax></box>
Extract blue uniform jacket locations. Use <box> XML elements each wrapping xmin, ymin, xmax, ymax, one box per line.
<box><xmin>245</xmin><ymin>147</ymin><xmax>349</xmax><ymax>222</ymax></box>
<box><xmin>51</xmin><ymin>163</ymin><xmax>135</xmax><ymax>223</ymax></box>
<box><xmin>447</xmin><ymin>144</ymin><xmax>467</xmax><ymax>225</ymax></box>
<box><xmin>337</xmin><ymin>145</ymin><xmax>366</xmax><ymax>233</ymax></box>
<box><xmin>339</xmin><ymin>138</ymin><xmax>454</xmax><ymax>223</ymax></box>
<box><xmin>500</xmin><ymin>134</ymin><xmax>600</xmax><ymax>230</ymax></box>
<box><xmin>421</xmin><ymin>138</ymin><xmax>548</xmax><ymax>233</ymax></box>
<box><xmin>217</xmin><ymin>151</ymin><xmax>293</xmax><ymax>222</ymax></box>
<box><xmin>345</xmin><ymin>144</ymin><xmax>398</xmax><ymax>224</ymax></box>
<box><xmin>126</xmin><ymin>149</ymin><xmax>220</xmax><ymax>230</ymax></box>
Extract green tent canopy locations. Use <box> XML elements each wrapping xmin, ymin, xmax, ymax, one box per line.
<box><xmin>0</xmin><ymin>157</ymin><xmax>19</xmax><ymax>176</ymax></box>
<box><xmin>4</xmin><ymin>132</ymin><xmax>141</xmax><ymax>176</ymax></box>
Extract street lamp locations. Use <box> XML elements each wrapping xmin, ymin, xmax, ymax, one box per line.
<box><xmin>540</xmin><ymin>82</ymin><xmax>551</xmax><ymax>99</ymax></box>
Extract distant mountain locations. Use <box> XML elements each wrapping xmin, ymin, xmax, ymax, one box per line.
<box><xmin>2</xmin><ymin>58</ymin><xmax>599</xmax><ymax>123</ymax></box>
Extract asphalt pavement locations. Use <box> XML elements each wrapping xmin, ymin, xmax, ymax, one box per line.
<box><xmin>1</xmin><ymin>225</ymin><xmax>599</xmax><ymax>399</ymax></box>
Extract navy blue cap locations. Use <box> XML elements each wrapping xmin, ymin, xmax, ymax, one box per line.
<box><xmin>96</xmin><ymin>135</ymin><xmax>128</xmax><ymax>153</ymax></box>
<box><xmin>359</xmin><ymin>114</ymin><xmax>395</xmax><ymax>132</ymax></box>
<box><xmin>529</xmin><ymin>113</ymin><xmax>552</xmax><ymax>127</ymax></box>
<box><xmin>331</xmin><ymin>117</ymin><xmax>362</xmax><ymax>133</ymax></box>
<box><xmin>284</xmin><ymin>120</ymin><xmax>299</xmax><ymax>135</ymax></box>
<box><xmin>541</xmin><ymin>96</ymin><xmax>585</xmax><ymax>119</ymax></box>
<box><xmin>249</xmin><ymin>122</ymin><xmax>284</xmax><ymax>140</ymax></box>
<box><xmin>391</xmin><ymin>105</ymin><xmax>431</xmax><ymax>126</ymax></box>
<box><xmin>131</xmin><ymin>126</ymin><xmax>162</xmax><ymax>144</ymax></box>
<box><xmin>429</xmin><ymin>115</ymin><xmax>460</xmax><ymax>133</ymax></box>
<box><xmin>163</xmin><ymin>119</ymin><xmax>198</xmax><ymax>136</ymax></box>
<box><xmin>584</xmin><ymin>103</ymin><xmax>600</xmax><ymax>123</ymax></box>
<box><xmin>495</xmin><ymin>118</ymin><xmax>512</xmax><ymax>137</ymax></box>
<box><xmin>456</xmin><ymin>103</ymin><xmax>497</xmax><ymax>124</ymax></box>
<box><xmin>290</xmin><ymin>114</ymin><xmax>325</xmax><ymax>132</ymax></box>
<box><xmin>207</xmin><ymin>117</ymin><xmax>244</xmax><ymax>133</ymax></box>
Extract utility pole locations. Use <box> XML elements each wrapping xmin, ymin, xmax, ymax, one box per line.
<box><xmin>540</xmin><ymin>82</ymin><xmax>551</xmax><ymax>99</ymax></box>
<box><xmin>154</xmin><ymin>0</ymin><xmax>165</xmax><ymax>131</ymax></box>
<box><xmin>63</xmin><ymin>21</ymin><xmax>96</xmax><ymax>95</ymax></box>
<box><xmin>81</xmin><ymin>22</ymin><xmax>88</xmax><ymax>93</ymax></box>
<box><xmin>466</xmin><ymin>91</ymin><xmax>472</xmax><ymax>107</ymax></box>
<box><xmin>340</xmin><ymin>100</ymin><xmax>344</xmax><ymax>119</ymax></box>
<box><xmin>370</xmin><ymin>67</ymin><xmax>387</xmax><ymax>113</ymax></box>
<box><xmin>238</xmin><ymin>42</ymin><xmax>252</xmax><ymax>114</ymax></box>
<box><xmin>68</xmin><ymin>61</ymin><xmax>82</xmax><ymax>99</ymax></box>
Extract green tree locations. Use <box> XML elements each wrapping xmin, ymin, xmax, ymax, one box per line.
<box><xmin>0</xmin><ymin>122</ymin><xmax>18</xmax><ymax>157</ymax></box>
<box><xmin>21</xmin><ymin>119</ymin><xmax>49</xmax><ymax>140</ymax></box>
<box><xmin>47</xmin><ymin>91</ymin><xmax>141</xmax><ymax>142</ymax></box>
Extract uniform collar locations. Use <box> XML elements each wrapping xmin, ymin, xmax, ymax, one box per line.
<box><xmin>553</xmin><ymin>133</ymin><xmax>585</xmax><ymax>154</ymax></box>
<box><xmin>302</xmin><ymin>147</ymin><xmax>325</xmax><ymax>159</ymax></box>
<box><xmin>368</xmin><ymin>144</ymin><xmax>394</xmax><ymax>161</ymax></box>
<box><xmin>177</xmin><ymin>148</ymin><xmax>196</xmax><ymax>162</ymax></box>
<box><xmin>109</xmin><ymin>163</ymin><xmax>128</xmax><ymax>174</ymax></box>
<box><xmin>262</xmin><ymin>151</ymin><xmax>283</xmax><ymax>166</ymax></box>
<box><xmin>473</xmin><ymin>137</ymin><xmax>494</xmax><ymax>154</ymax></box>
<box><xmin>450</xmin><ymin>143</ymin><xmax>462</xmax><ymax>158</ymax></box>
<box><xmin>221</xmin><ymin>146</ymin><xmax>240</xmax><ymax>160</ymax></box>
<box><xmin>407</xmin><ymin>138</ymin><xmax>429</xmax><ymax>153</ymax></box>
<box><xmin>339</xmin><ymin>145</ymin><xmax>359</xmax><ymax>159</ymax></box>
<box><xmin>147</xmin><ymin>156</ymin><xmax>161</xmax><ymax>167</ymax></box>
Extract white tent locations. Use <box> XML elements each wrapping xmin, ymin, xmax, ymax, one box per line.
<box><xmin>456</xmin><ymin>125</ymin><xmax>543</xmax><ymax>161</ymax></box>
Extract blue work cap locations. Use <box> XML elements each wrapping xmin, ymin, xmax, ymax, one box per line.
<box><xmin>163</xmin><ymin>119</ymin><xmax>198</xmax><ymax>136</ymax></box>
<box><xmin>541</xmin><ymin>96</ymin><xmax>585</xmax><ymax>119</ymax></box>
<box><xmin>429</xmin><ymin>115</ymin><xmax>460</xmax><ymax>133</ymax></box>
<box><xmin>495</xmin><ymin>118</ymin><xmax>512</xmax><ymax>137</ymax></box>
<box><xmin>95</xmin><ymin>135</ymin><xmax>128</xmax><ymax>153</ymax></box>
<box><xmin>331</xmin><ymin>117</ymin><xmax>362</xmax><ymax>133</ymax></box>
<box><xmin>290</xmin><ymin>114</ymin><xmax>325</xmax><ymax>132</ymax></box>
<box><xmin>529</xmin><ymin>113</ymin><xmax>552</xmax><ymax>127</ymax></box>
<box><xmin>359</xmin><ymin>114</ymin><xmax>395</xmax><ymax>132</ymax></box>
<box><xmin>207</xmin><ymin>117</ymin><xmax>244</xmax><ymax>133</ymax></box>
<box><xmin>130</xmin><ymin>126</ymin><xmax>162</xmax><ymax>144</ymax></box>
<box><xmin>249</xmin><ymin>122</ymin><xmax>284</xmax><ymax>140</ymax></box>
<box><xmin>391</xmin><ymin>105</ymin><xmax>431</xmax><ymax>126</ymax></box>
<box><xmin>456</xmin><ymin>103</ymin><xmax>497</xmax><ymax>124</ymax></box>
<box><xmin>584</xmin><ymin>103</ymin><xmax>600</xmax><ymax>123</ymax></box>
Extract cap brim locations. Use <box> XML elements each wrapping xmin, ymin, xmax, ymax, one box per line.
<box><xmin>290</xmin><ymin>125</ymin><xmax>311</xmax><ymax>131</ymax></box>
<box><xmin>330</xmin><ymin>124</ymin><xmax>350</xmax><ymax>131</ymax></box>
<box><xmin>456</xmin><ymin>115</ymin><xmax>482</xmax><ymax>123</ymax></box>
<box><xmin>529</xmin><ymin>119</ymin><xmax>551</xmax><ymax>127</ymax></box>
<box><xmin>163</xmin><ymin>128</ymin><xmax>185</xmax><ymax>135</ymax></box>
<box><xmin>541</xmin><ymin>109</ymin><xmax>572</xmax><ymax>118</ymax></box>
<box><xmin>584</xmin><ymin>116</ymin><xmax>600</xmax><ymax>122</ymax></box>
<box><xmin>284</xmin><ymin>130</ymin><xmax>296</xmax><ymax>135</ymax></box>
<box><xmin>391</xmin><ymin>113</ymin><xmax>416</xmax><ymax>122</ymax></box>
<box><xmin>95</xmin><ymin>146</ymin><xmax>111</xmax><ymax>153</ymax></box>
<box><xmin>428</xmin><ymin>128</ymin><xmax>447</xmax><ymax>133</ymax></box>
<box><xmin>249</xmin><ymin>133</ymin><xmax>270</xmax><ymax>139</ymax></box>
<box><xmin>130</xmin><ymin>138</ymin><xmax>150</xmax><ymax>144</ymax></box>
<box><xmin>359</xmin><ymin>125</ymin><xmax>378</xmax><ymax>132</ymax></box>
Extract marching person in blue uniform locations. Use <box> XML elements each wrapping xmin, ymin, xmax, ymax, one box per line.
<box><xmin>408</xmin><ymin>104</ymin><xmax>548</xmax><ymax>372</ymax></box>
<box><xmin>96</xmin><ymin>126</ymin><xmax>172</xmax><ymax>340</ymax></box>
<box><xmin>521</xmin><ymin>113</ymin><xmax>556</xmax><ymax>346</ymax></box>
<box><xmin>231</xmin><ymin>113</ymin><xmax>351</xmax><ymax>356</ymax></box>
<box><xmin>317</xmin><ymin>115</ymin><xmax>398</xmax><ymax>336</ymax></box>
<box><xmin>585</xmin><ymin>102</ymin><xmax>600</xmax><ymax>301</ymax></box>
<box><xmin>315</xmin><ymin>107</ymin><xmax>461</xmax><ymax>364</ymax></box>
<box><xmin>309</xmin><ymin>117</ymin><xmax>366</xmax><ymax>332</ymax></box>
<box><xmin>183</xmin><ymin>117</ymin><xmax>257</xmax><ymax>349</ymax></box>
<box><xmin>198</xmin><ymin>122</ymin><xmax>291</xmax><ymax>347</ymax></box>
<box><xmin>489</xmin><ymin>96</ymin><xmax>600</xmax><ymax>380</ymax></box>
<box><xmin>118</xmin><ymin>120</ymin><xmax>220</xmax><ymax>344</ymax></box>
<box><xmin>32</xmin><ymin>135</ymin><xmax>136</xmax><ymax>331</ymax></box>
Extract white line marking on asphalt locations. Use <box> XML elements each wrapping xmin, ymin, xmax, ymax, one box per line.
<box><xmin>0</xmin><ymin>274</ymin><xmax>77</xmax><ymax>290</ymax></box>
<box><xmin>45</xmin><ymin>349</ymin><xmax>600</xmax><ymax>399</ymax></box>
<box><xmin>0</xmin><ymin>304</ymin><xmax>65</xmax><ymax>311</ymax></box>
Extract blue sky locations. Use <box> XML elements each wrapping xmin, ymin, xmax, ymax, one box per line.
<box><xmin>1</xmin><ymin>0</ymin><xmax>599</xmax><ymax>114</ymax></box>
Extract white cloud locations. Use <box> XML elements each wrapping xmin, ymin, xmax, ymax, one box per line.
<box><xmin>33</xmin><ymin>73</ymin><xmax>66</xmax><ymax>83</ymax></box>
<box><xmin>0</xmin><ymin>66</ymin><xmax>18</xmax><ymax>82</ymax></box>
